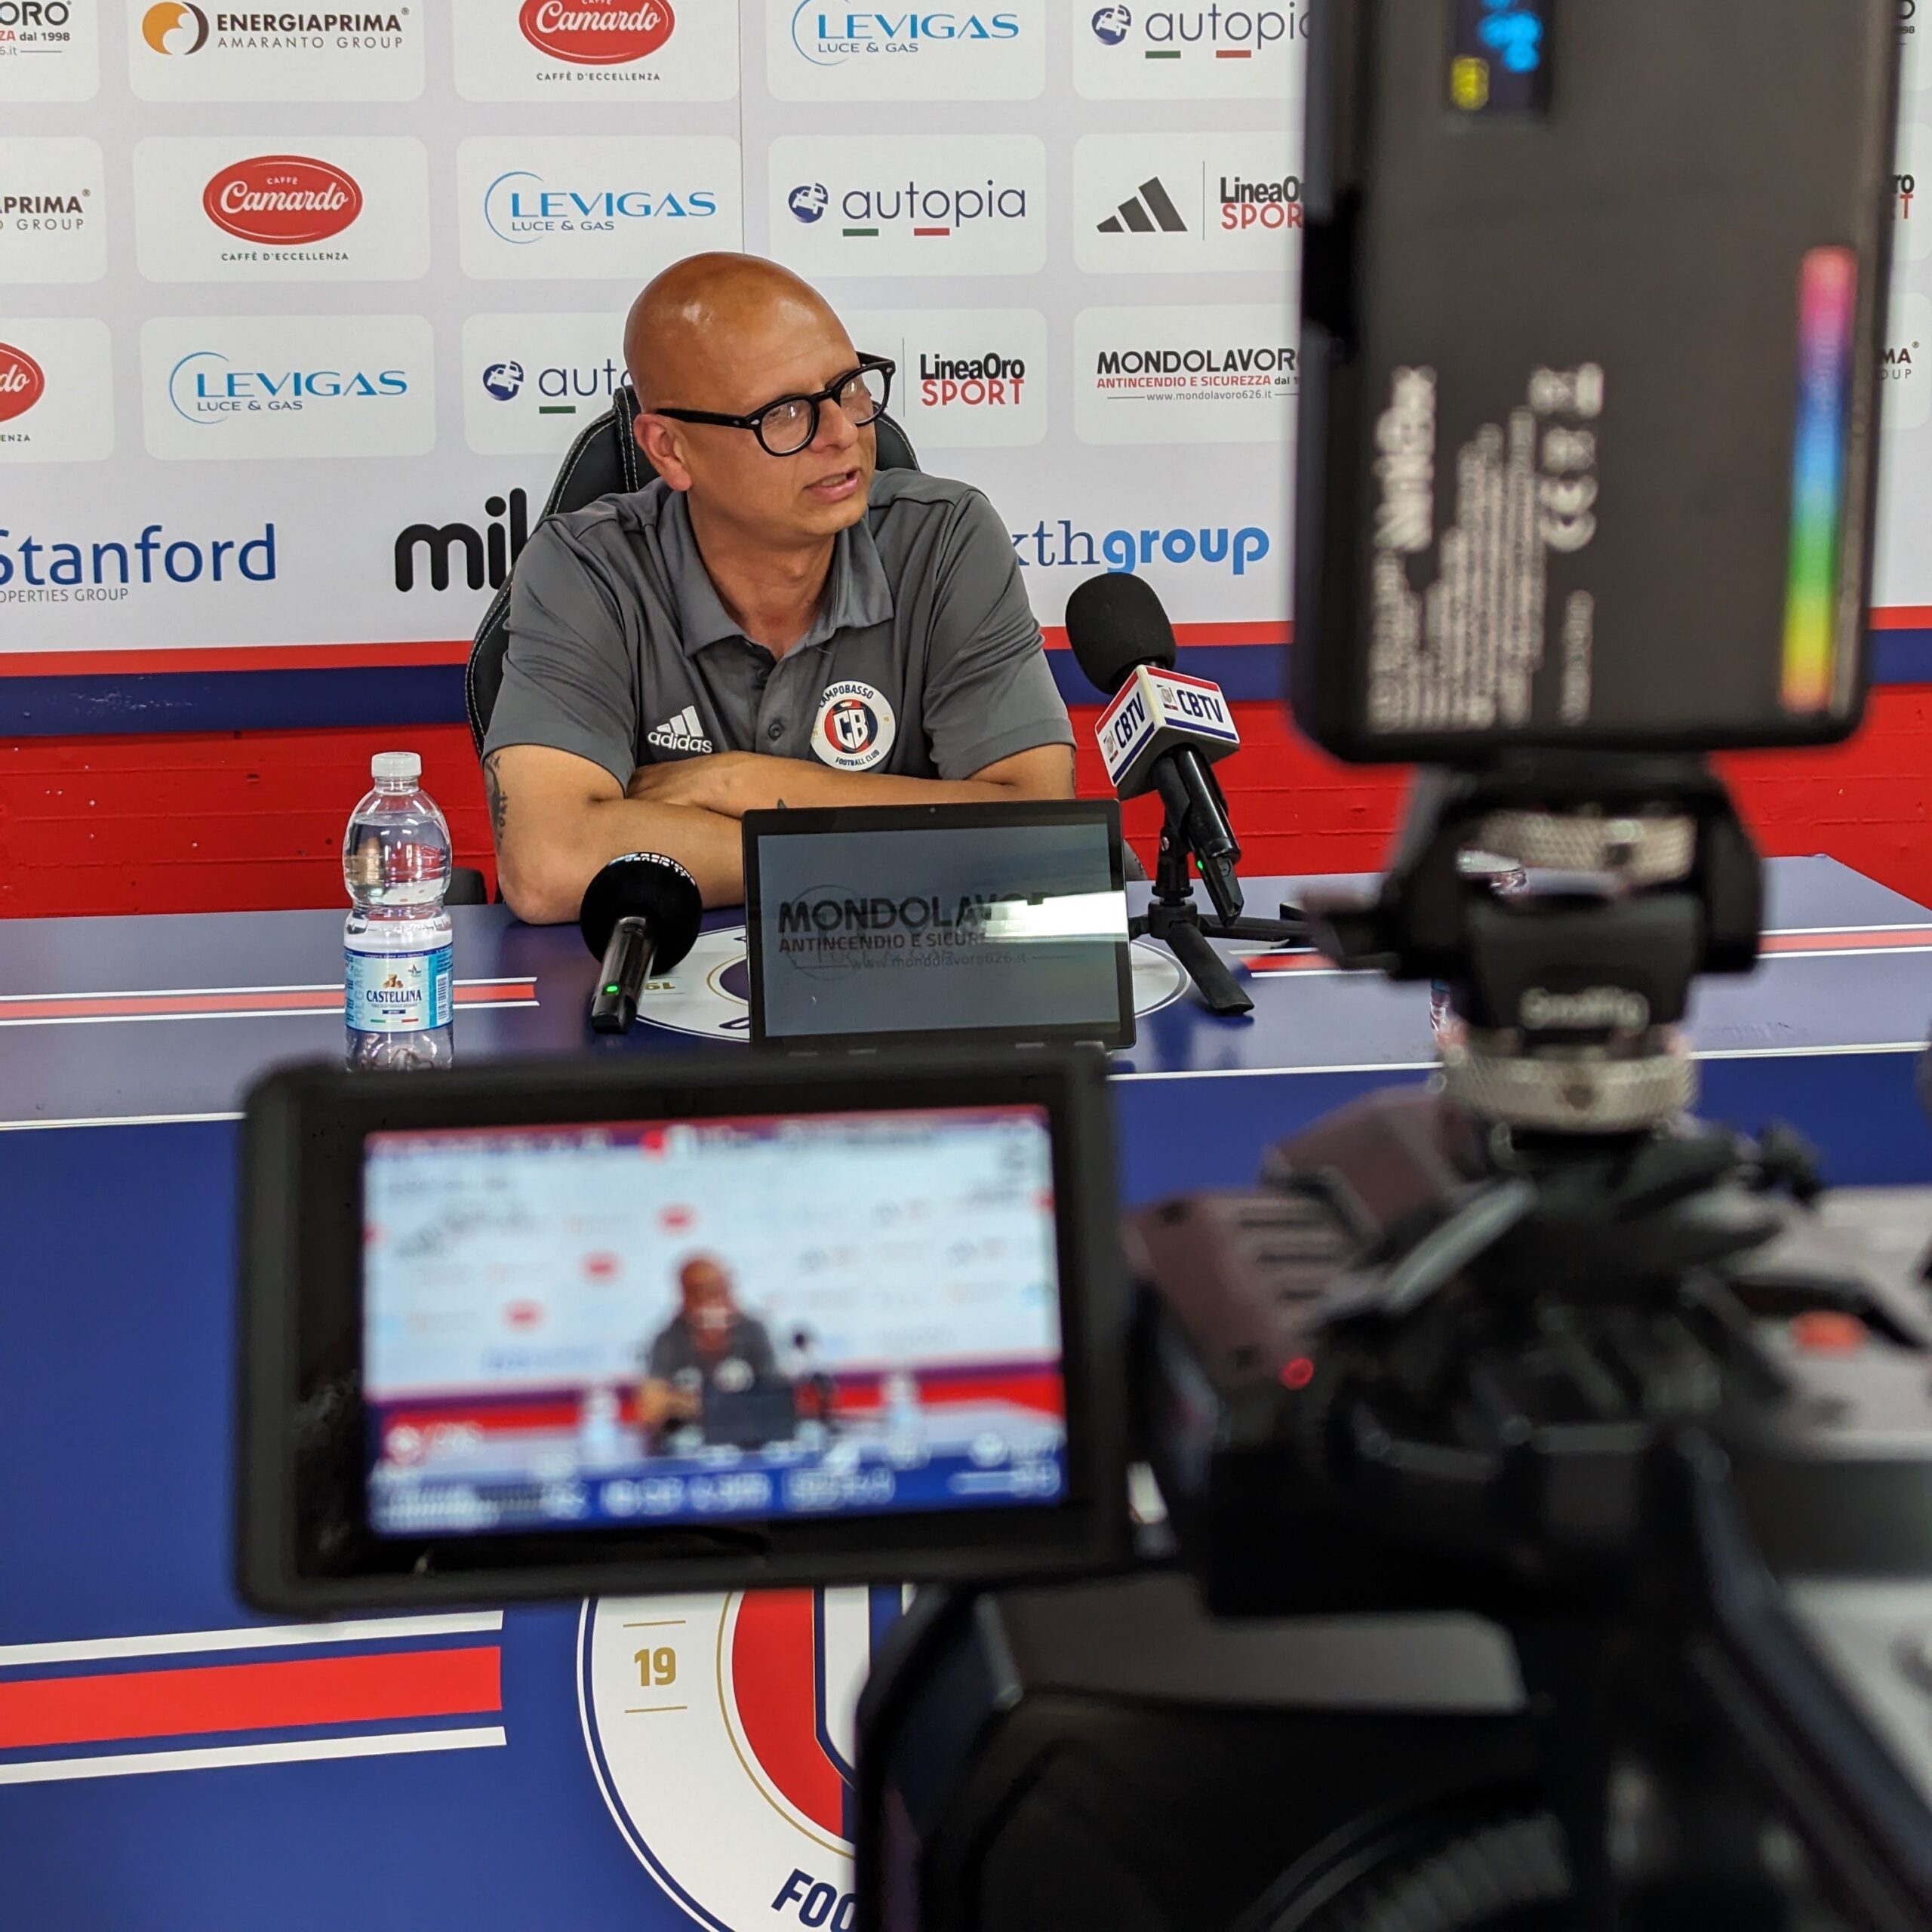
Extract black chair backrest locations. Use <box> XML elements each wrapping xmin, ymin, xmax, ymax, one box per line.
<box><xmin>466</xmin><ymin>383</ymin><xmax>921</xmax><ymax>755</ymax></box>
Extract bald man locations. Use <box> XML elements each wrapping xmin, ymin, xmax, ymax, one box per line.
<box><xmin>482</xmin><ymin>253</ymin><xmax>1076</xmax><ymax>921</ymax></box>
<box><xmin>635</xmin><ymin>1254</ymin><xmax>780</xmax><ymax>1435</ymax></box>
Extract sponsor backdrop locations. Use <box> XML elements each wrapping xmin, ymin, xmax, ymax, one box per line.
<box><xmin>1</xmin><ymin>0</ymin><xmax>1318</xmax><ymax>698</ymax></box>
<box><xmin>7</xmin><ymin>8</ymin><xmax>1932</xmax><ymax>706</ymax></box>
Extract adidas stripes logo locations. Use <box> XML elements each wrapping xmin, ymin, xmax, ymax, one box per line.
<box><xmin>646</xmin><ymin>705</ymin><xmax>714</xmax><ymax>753</ymax></box>
<box><xmin>1097</xmin><ymin>177</ymin><xmax>1188</xmax><ymax>235</ymax></box>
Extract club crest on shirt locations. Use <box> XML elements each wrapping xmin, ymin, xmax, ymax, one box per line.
<box><xmin>811</xmin><ymin>681</ymin><xmax>896</xmax><ymax>771</ymax></box>
<box><xmin>580</xmin><ymin>1588</ymin><xmax>904</xmax><ymax>1931</ymax></box>
<box><xmin>634</xmin><ymin>925</ymin><xmax>1190</xmax><ymax>1041</ymax></box>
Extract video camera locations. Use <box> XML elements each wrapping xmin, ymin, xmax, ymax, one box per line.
<box><xmin>235</xmin><ymin>1</ymin><xmax>1932</xmax><ymax>1925</ymax></box>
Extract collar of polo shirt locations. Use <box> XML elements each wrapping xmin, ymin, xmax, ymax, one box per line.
<box><xmin>657</xmin><ymin>489</ymin><xmax>896</xmax><ymax>658</ymax></box>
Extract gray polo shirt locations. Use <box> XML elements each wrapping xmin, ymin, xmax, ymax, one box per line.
<box><xmin>485</xmin><ymin>469</ymin><xmax>1072</xmax><ymax>785</ymax></box>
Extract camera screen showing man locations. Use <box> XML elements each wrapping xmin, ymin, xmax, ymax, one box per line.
<box><xmin>358</xmin><ymin>1103</ymin><xmax>1069</xmax><ymax>1536</ymax></box>
<box><xmin>636</xmin><ymin>1254</ymin><xmax>790</xmax><ymax>1451</ymax></box>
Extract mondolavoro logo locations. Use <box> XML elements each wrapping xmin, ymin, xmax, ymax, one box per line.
<box><xmin>202</xmin><ymin>155</ymin><xmax>364</xmax><ymax>245</ymax></box>
<box><xmin>0</xmin><ymin>341</ymin><xmax>45</xmax><ymax>423</ymax></box>
<box><xmin>518</xmin><ymin>0</ymin><xmax>674</xmax><ymax>64</ymax></box>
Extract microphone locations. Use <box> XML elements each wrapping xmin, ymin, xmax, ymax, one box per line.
<box><xmin>1065</xmin><ymin>573</ymin><xmax>1246</xmax><ymax>923</ymax></box>
<box><xmin>578</xmin><ymin>854</ymin><xmax>704</xmax><ymax>1034</ymax></box>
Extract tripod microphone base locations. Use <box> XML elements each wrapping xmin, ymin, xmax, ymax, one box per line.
<box><xmin>1137</xmin><ymin>910</ymin><xmax>1254</xmax><ymax>1015</ymax></box>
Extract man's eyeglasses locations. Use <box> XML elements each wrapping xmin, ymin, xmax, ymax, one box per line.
<box><xmin>651</xmin><ymin>356</ymin><xmax>895</xmax><ymax>458</ymax></box>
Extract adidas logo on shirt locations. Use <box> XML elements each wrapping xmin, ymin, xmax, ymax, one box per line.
<box><xmin>646</xmin><ymin>705</ymin><xmax>714</xmax><ymax>754</ymax></box>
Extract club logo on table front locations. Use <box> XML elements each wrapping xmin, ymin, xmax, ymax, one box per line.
<box><xmin>582</xmin><ymin>1589</ymin><xmax>900</xmax><ymax>1930</ymax></box>
<box><xmin>0</xmin><ymin>341</ymin><xmax>45</xmax><ymax>423</ymax></box>
<box><xmin>203</xmin><ymin>155</ymin><xmax>364</xmax><ymax>246</ymax></box>
<box><xmin>812</xmin><ymin>681</ymin><xmax>896</xmax><ymax>771</ymax></box>
<box><xmin>518</xmin><ymin>0</ymin><xmax>675</xmax><ymax>65</ymax></box>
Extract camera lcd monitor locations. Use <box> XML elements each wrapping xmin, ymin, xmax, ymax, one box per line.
<box><xmin>235</xmin><ymin>1051</ymin><xmax>1126</xmax><ymax>1610</ymax></box>
<box><xmin>361</xmin><ymin>1106</ymin><xmax>1068</xmax><ymax>1537</ymax></box>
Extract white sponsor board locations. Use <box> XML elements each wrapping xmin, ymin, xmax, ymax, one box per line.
<box><xmin>0</xmin><ymin>136</ymin><xmax>106</xmax><ymax>284</ymax></box>
<box><xmin>0</xmin><ymin>0</ymin><xmax>99</xmax><ymax>101</ymax></box>
<box><xmin>768</xmin><ymin>133</ymin><xmax>1045</xmax><ymax>279</ymax></box>
<box><xmin>132</xmin><ymin>135</ymin><xmax>431</xmax><ymax>284</ymax></box>
<box><xmin>1074</xmin><ymin>302</ymin><xmax>1296</xmax><ymax>445</ymax></box>
<box><xmin>844</xmin><ymin>306</ymin><xmax>1045</xmax><ymax>448</ymax></box>
<box><xmin>1900</xmin><ymin>125</ymin><xmax>1932</xmax><ymax>264</ymax></box>
<box><xmin>1073</xmin><ymin>0</ymin><xmax>1308</xmax><ymax>100</ymax></box>
<box><xmin>1075</xmin><ymin>130</ymin><xmax>1302</xmax><ymax>275</ymax></box>
<box><xmin>453</xmin><ymin>0</ymin><xmax>739</xmax><ymax>103</ymax></box>
<box><xmin>0</xmin><ymin>315</ymin><xmax>112</xmax><ymax>463</ymax></box>
<box><xmin>126</xmin><ymin>0</ymin><xmax>426</xmax><ymax>102</ymax></box>
<box><xmin>458</xmin><ymin>134</ymin><xmax>743</xmax><ymax>281</ymax></box>
<box><xmin>140</xmin><ymin>312</ymin><xmax>435</xmax><ymax>460</ymax></box>
<box><xmin>768</xmin><ymin>0</ymin><xmax>1044</xmax><ymax>101</ymax></box>
<box><xmin>460</xmin><ymin>309</ymin><xmax>629</xmax><ymax>456</ymax></box>
<box><xmin>1887</xmin><ymin>290</ymin><xmax>1932</xmax><ymax>435</ymax></box>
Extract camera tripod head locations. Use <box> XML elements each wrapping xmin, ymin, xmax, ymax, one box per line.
<box><xmin>1305</xmin><ymin>755</ymin><xmax>1765</xmax><ymax>1134</ymax></box>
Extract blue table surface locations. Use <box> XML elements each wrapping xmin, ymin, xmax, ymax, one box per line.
<box><xmin>1</xmin><ymin>858</ymin><xmax>1929</xmax><ymax>1129</ymax></box>
<box><xmin>3</xmin><ymin>858</ymin><xmax>1932</xmax><ymax>1932</ymax></box>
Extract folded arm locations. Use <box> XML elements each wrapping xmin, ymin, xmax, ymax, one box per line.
<box><xmin>486</xmin><ymin>742</ymin><xmax>1075</xmax><ymax>924</ymax></box>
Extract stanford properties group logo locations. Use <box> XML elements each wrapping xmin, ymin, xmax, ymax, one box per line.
<box><xmin>517</xmin><ymin>0</ymin><xmax>674</xmax><ymax>63</ymax></box>
<box><xmin>0</xmin><ymin>341</ymin><xmax>45</xmax><ymax>424</ymax></box>
<box><xmin>202</xmin><ymin>155</ymin><xmax>363</xmax><ymax>245</ymax></box>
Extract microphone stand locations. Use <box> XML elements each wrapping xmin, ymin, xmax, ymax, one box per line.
<box><xmin>1132</xmin><ymin>778</ymin><xmax>1308</xmax><ymax>1017</ymax></box>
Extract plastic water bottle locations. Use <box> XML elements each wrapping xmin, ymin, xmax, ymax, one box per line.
<box><xmin>343</xmin><ymin>750</ymin><xmax>454</xmax><ymax>1070</ymax></box>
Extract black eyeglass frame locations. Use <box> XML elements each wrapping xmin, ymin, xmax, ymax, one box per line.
<box><xmin>648</xmin><ymin>355</ymin><xmax>896</xmax><ymax>457</ymax></box>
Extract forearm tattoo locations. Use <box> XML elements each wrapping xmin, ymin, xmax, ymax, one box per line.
<box><xmin>482</xmin><ymin>750</ymin><xmax>509</xmax><ymax>844</ymax></box>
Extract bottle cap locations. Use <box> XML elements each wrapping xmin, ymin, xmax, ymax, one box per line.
<box><xmin>371</xmin><ymin>751</ymin><xmax>421</xmax><ymax>783</ymax></box>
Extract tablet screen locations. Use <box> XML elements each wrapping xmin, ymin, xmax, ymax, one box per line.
<box><xmin>747</xmin><ymin>815</ymin><xmax>1130</xmax><ymax>1046</ymax></box>
<box><xmin>361</xmin><ymin>1103</ymin><xmax>1067</xmax><ymax>1537</ymax></box>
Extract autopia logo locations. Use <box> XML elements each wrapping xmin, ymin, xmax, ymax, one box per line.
<box><xmin>203</xmin><ymin>155</ymin><xmax>363</xmax><ymax>245</ymax></box>
<box><xmin>786</xmin><ymin>174</ymin><xmax>1028</xmax><ymax>238</ymax></box>
<box><xmin>481</xmin><ymin>352</ymin><xmax>626</xmax><ymax>414</ymax></box>
<box><xmin>789</xmin><ymin>5</ymin><xmax>1020</xmax><ymax>66</ymax></box>
<box><xmin>518</xmin><ymin>0</ymin><xmax>674</xmax><ymax>64</ymax></box>
<box><xmin>485</xmin><ymin>167</ymin><xmax>718</xmax><ymax>242</ymax></box>
<box><xmin>168</xmin><ymin>349</ymin><xmax>408</xmax><ymax>425</ymax></box>
<box><xmin>1088</xmin><ymin>3</ymin><xmax>1301</xmax><ymax>57</ymax></box>
<box><xmin>0</xmin><ymin>342</ymin><xmax>45</xmax><ymax>425</ymax></box>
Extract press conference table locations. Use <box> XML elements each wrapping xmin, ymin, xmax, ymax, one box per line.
<box><xmin>2</xmin><ymin>860</ymin><xmax>1930</xmax><ymax>1932</ymax></box>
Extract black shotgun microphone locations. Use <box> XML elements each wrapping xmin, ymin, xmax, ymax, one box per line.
<box><xmin>1065</xmin><ymin>573</ymin><xmax>1245</xmax><ymax>922</ymax></box>
<box><xmin>579</xmin><ymin>854</ymin><xmax>704</xmax><ymax>1035</ymax></box>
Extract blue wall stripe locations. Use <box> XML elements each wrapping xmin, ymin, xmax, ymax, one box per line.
<box><xmin>1</xmin><ymin>633</ymin><xmax>1924</xmax><ymax>738</ymax></box>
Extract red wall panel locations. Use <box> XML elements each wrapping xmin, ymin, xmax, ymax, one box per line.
<box><xmin>1</xmin><ymin>691</ymin><xmax>1927</xmax><ymax>919</ymax></box>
